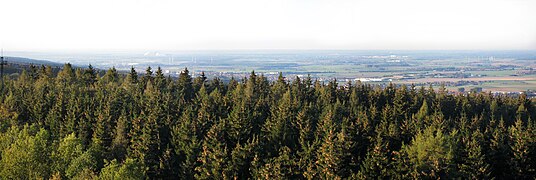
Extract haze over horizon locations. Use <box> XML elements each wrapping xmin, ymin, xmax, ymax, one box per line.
<box><xmin>1</xmin><ymin>0</ymin><xmax>535</xmax><ymax>51</ymax></box>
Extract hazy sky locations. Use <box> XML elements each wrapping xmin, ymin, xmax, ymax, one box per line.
<box><xmin>1</xmin><ymin>0</ymin><xmax>535</xmax><ymax>51</ymax></box>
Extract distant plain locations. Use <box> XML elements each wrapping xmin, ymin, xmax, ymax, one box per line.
<box><xmin>6</xmin><ymin>50</ymin><xmax>536</xmax><ymax>92</ymax></box>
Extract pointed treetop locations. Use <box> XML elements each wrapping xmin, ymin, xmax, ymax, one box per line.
<box><xmin>181</xmin><ymin>67</ymin><xmax>189</xmax><ymax>74</ymax></box>
<box><xmin>145</xmin><ymin>66</ymin><xmax>153</xmax><ymax>76</ymax></box>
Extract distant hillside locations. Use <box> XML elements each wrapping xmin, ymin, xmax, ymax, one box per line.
<box><xmin>3</xmin><ymin>56</ymin><xmax>64</xmax><ymax>67</ymax></box>
<box><xmin>1</xmin><ymin>56</ymin><xmax>65</xmax><ymax>75</ymax></box>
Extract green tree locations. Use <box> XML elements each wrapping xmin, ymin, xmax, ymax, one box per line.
<box><xmin>357</xmin><ymin>135</ymin><xmax>392</xmax><ymax>179</ymax></box>
<box><xmin>0</xmin><ymin>127</ymin><xmax>51</xmax><ymax>179</ymax></box>
<box><xmin>111</xmin><ymin>112</ymin><xmax>130</xmax><ymax>161</ymax></box>
<box><xmin>401</xmin><ymin>126</ymin><xmax>456</xmax><ymax>179</ymax></box>
<box><xmin>263</xmin><ymin>89</ymin><xmax>297</xmax><ymax>154</ymax></box>
<box><xmin>66</xmin><ymin>150</ymin><xmax>97</xmax><ymax>179</ymax></box>
<box><xmin>228</xmin><ymin>137</ymin><xmax>259</xmax><ymax>178</ymax></box>
<box><xmin>314</xmin><ymin>109</ymin><xmax>349</xmax><ymax>179</ymax></box>
<box><xmin>56</xmin><ymin>63</ymin><xmax>75</xmax><ymax>85</ymax></box>
<box><xmin>254</xmin><ymin>146</ymin><xmax>299</xmax><ymax>179</ymax></box>
<box><xmin>458</xmin><ymin>130</ymin><xmax>491</xmax><ymax>179</ymax></box>
<box><xmin>195</xmin><ymin>122</ymin><xmax>230</xmax><ymax>179</ymax></box>
<box><xmin>177</xmin><ymin>68</ymin><xmax>194</xmax><ymax>105</ymax></box>
<box><xmin>83</xmin><ymin>64</ymin><xmax>98</xmax><ymax>86</ymax></box>
<box><xmin>171</xmin><ymin>107</ymin><xmax>201</xmax><ymax>179</ymax></box>
<box><xmin>488</xmin><ymin>119</ymin><xmax>511</xmax><ymax>178</ymax></box>
<box><xmin>508</xmin><ymin>118</ymin><xmax>535</xmax><ymax>178</ymax></box>
<box><xmin>102</xmin><ymin>67</ymin><xmax>119</xmax><ymax>84</ymax></box>
<box><xmin>99</xmin><ymin>158</ymin><xmax>145</xmax><ymax>180</ymax></box>
<box><xmin>52</xmin><ymin>133</ymin><xmax>84</xmax><ymax>178</ymax></box>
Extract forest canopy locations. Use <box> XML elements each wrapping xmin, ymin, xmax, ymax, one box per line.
<box><xmin>0</xmin><ymin>64</ymin><xmax>535</xmax><ymax>179</ymax></box>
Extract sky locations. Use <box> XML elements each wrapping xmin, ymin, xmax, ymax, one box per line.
<box><xmin>1</xmin><ymin>0</ymin><xmax>535</xmax><ymax>51</ymax></box>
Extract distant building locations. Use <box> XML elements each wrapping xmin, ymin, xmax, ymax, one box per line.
<box><xmin>355</xmin><ymin>78</ymin><xmax>389</xmax><ymax>82</ymax></box>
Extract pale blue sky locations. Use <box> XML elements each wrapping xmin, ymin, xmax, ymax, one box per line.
<box><xmin>1</xmin><ymin>0</ymin><xmax>535</xmax><ymax>51</ymax></box>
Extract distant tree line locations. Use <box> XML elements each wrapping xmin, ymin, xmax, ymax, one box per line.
<box><xmin>0</xmin><ymin>64</ymin><xmax>535</xmax><ymax>179</ymax></box>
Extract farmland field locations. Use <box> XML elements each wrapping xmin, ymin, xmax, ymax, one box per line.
<box><xmin>6</xmin><ymin>50</ymin><xmax>536</xmax><ymax>92</ymax></box>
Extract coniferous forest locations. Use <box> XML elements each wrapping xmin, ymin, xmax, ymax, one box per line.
<box><xmin>0</xmin><ymin>64</ymin><xmax>535</xmax><ymax>179</ymax></box>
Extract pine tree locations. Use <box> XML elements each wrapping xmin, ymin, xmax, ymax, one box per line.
<box><xmin>102</xmin><ymin>67</ymin><xmax>119</xmax><ymax>84</ymax></box>
<box><xmin>177</xmin><ymin>68</ymin><xmax>194</xmax><ymax>105</ymax></box>
<box><xmin>142</xmin><ymin>66</ymin><xmax>153</xmax><ymax>83</ymax></box>
<box><xmin>294</xmin><ymin>103</ymin><xmax>318</xmax><ymax>180</ymax></box>
<box><xmin>227</xmin><ymin>84</ymin><xmax>254</xmax><ymax>146</ymax></box>
<box><xmin>488</xmin><ymin>119</ymin><xmax>511</xmax><ymax>178</ymax></box>
<box><xmin>357</xmin><ymin>134</ymin><xmax>392</xmax><ymax>179</ymax></box>
<box><xmin>393</xmin><ymin>84</ymin><xmax>410</xmax><ymax>122</ymax></box>
<box><xmin>516</xmin><ymin>102</ymin><xmax>528</xmax><ymax>122</ymax></box>
<box><xmin>154</xmin><ymin>66</ymin><xmax>166</xmax><ymax>90</ymax></box>
<box><xmin>228</xmin><ymin>137</ymin><xmax>259</xmax><ymax>178</ymax></box>
<box><xmin>0</xmin><ymin>91</ymin><xmax>22</xmax><ymax>127</ymax></box>
<box><xmin>139</xmin><ymin>80</ymin><xmax>164</xmax><ymax>178</ymax></box>
<box><xmin>401</xmin><ymin>126</ymin><xmax>456</xmax><ymax>179</ymax></box>
<box><xmin>195</xmin><ymin>122</ymin><xmax>230</xmax><ymax>179</ymax></box>
<box><xmin>128</xmin><ymin>67</ymin><xmax>139</xmax><ymax>84</ymax></box>
<box><xmin>263</xmin><ymin>89</ymin><xmax>297</xmax><ymax>154</ymax></box>
<box><xmin>171</xmin><ymin>107</ymin><xmax>200</xmax><ymax>179</ymax></box>
<box><xmin>508</xmin><ymin>118</ymin><xmax>535</xmax><ymax>178</ymax></box>
<box><xmin>196</xmin><ymin>85</ymin><xmax>215</xmax><ymax>136</ymax></box>
<box><xmin>83</xmin><ymin>64</ymin><xmax>97</xmax><ymax>86</ymax></box>
<box><xmin>314</xmin><ymin>109</ymin><xmax>345</xmax><ymax>179</ymax></box>
<box><xmin>458</xmin><ymin>129</ymin><xmax>491</xmax><ymax>179</ymax></box>
<box><xmin>56</xmin><ymin>63</ymin><xmax>75</xmax><ymax>85</ymax></box>
<box><xmin>271</xmin><ymin>72</ymin><xmax>288</xmax><ymax>102</ymax></box>
<box><xmin>111</xmin><ymin>112</ymin><xmax>130</xmax><ymax>161</ymax></box>
<box><xmin>254</xmin><ymin>146</ymin><xmax>299</xmax><ymax>179</ymax></box>
<box><xmin>193</xmin><ymin>71</ymin><xmax>207</xmax><ymax>92</ymax></box>
<box><xmin>92</xmin><ymin>103</ymin><xmax>113</xmax><ymax>158</ymax></box>
<box><xmin>415</xmin><ymin>99</ymin><xmax>429</xmax><ymax>121</ymax></box>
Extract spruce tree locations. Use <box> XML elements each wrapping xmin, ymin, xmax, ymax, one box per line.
<box><xmin>195</xmin><ymin>122</ymin><xmax>230</xmax><ymax>179</ymax></box>
<box><xmin>508</xmin><ymin>118</ymin><xmax>535</xmax><ymax>178</ymax></box>
<box><xmin>458</xmin><ymin>129</ymin><xmax>491</xmax><ymax>179</ymax></box>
